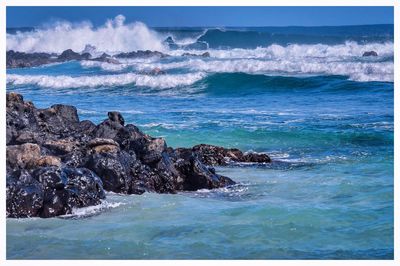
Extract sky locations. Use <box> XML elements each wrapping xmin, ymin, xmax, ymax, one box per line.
<box><xmin>7</xmin><ymin>6</ymin><xmax>394</xmax><ymax>28</ymax></box>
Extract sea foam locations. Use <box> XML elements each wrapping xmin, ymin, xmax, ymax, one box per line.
<box><xmin>7</xmin><ymin>72</ymin><xmax>206</xmax><ymax>89</ymax></box>
<box><xmin>6</xmin><ymin>15</ymin><xmax>167</xmax><ymax>54</ymax></box>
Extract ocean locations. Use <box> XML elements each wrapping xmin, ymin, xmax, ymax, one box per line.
<box><xmin>6</xmin><ymin>19</ymin><xmax>394</xmax><ymax>259</ymax></box>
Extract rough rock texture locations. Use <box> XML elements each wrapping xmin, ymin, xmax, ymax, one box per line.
<box><xmin>7</xmin><ymin>92</ymin><xmax>275</xmax><ymax>218</ymax></box>
<box><xmin>176</xmin><ymin>144</ymin><xmax>271</xmax><ymax>166</ymax></box>
<box><xmin>6</xmin><ymin>49</ymin><xmax>166</xmax><ymax>69</ymax></box>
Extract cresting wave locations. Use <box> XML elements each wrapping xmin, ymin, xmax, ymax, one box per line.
<box><xmin>7</xmin><ymin>72</ymin><xmax>206</xmax><ymax>89</ymax></box>
<box><xmin>86</xmin><ymin>57</ymin><xmax>393</xmax><ymax>82</ymax></box>
<box><xmin>6</xmin><ymin>15</ymin><xmax>167</xmax><ymax>53</ymax></box>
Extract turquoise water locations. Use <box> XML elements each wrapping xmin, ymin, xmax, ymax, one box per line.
<box><xmin>6</xmin><ymin>24</ymin><xmax>394</xmax><ymax>259</ymax></box>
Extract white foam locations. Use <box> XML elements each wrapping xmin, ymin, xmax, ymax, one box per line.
<box><xmin>61</xmin><ymin>200</ymin><xmax>125</xmax><ymax>218</ymax></box>
<box><xmin>7</xmin><ymin>72</ymin><xmax>206</xmax><ymax>89</ymax></box>
<box><xmin>6</xmin><ymin>15</ymin><xmax>167</xmax><ymax>54</ymax></box>
<box><xmin>168</xmin><ymin>41</ymin><xmax>393</xmax><ymax>59</ymax></box>
<box><xmin>116</xmin><ymin>57</ymin><xmax>392</xmax><ymax>82</ymax></box>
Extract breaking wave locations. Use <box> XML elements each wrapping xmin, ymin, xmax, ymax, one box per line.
<box><xmin>6</xmin><ymin>15</ymin><xmax>167</xmax><ymax>54</ymax></box>
<box><xmin>7</xmin><ymin>72</ymin><xmax>206</xmax><ymax>89</ymax></box>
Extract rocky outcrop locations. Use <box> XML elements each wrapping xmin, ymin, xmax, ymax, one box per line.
<box><xmin>6</xmin><ymin>50</ymin><xmax>54</xmax><ymax>68</ymax></box>
<box><xmin>7</xmin><ymin>92</ymin><xmax>263</xmax><ymax>218</ymax></box>
<box><xmin>176</xmin><ymin>144</ymin><xmax>271</xmax><ymax>166</ymax></box>
<box><xmin>6</xmin><ymin>49</ymin><xmax>166</xmax><ymax>68</ymax></box>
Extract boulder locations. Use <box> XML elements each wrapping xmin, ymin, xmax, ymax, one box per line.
<box><xmin>6</xmin><ymin>143</ymin><xmax>41</xmax><ymax>169</ymax></box>
<box><xmin>58</xmin><ymin>49</ymin><xmax>84</xmax><ymax>61</ymax></box>
<box><xmin>177</xmin><ymin>144</ymin><xmax>271</xmax><ymax>166</ymax></box>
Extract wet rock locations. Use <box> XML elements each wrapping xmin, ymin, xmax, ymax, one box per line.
<box><xmin>58</xmin><ymin>49</ymin><xmax>84</xmax><ymax>61</ymax></box>
<box><xmin>108</xmin><ymin>111</ymin><xmax>125</xmax><ymax>126</ymax></box>
<box><xmin>91</xmin><ymin>53</ymin><xmax>121</xmax><ymax>64</ymax></box>
<box><xmin>6</xmin><ymin>50</ymin><xmax>54</xmax><ymax>68</ymax></box>
<box><xmin>86</xmin><ymin>151</ymin><xmax>134</xmax><ymax>194</ymax></box>
<box><xmin>178</xmin><ymin>144</ymin><xmax>271</xmax><ymax>166</ymax></box>
<box><xmin>172</xmin><ymin>148</ymin><xmax>235</xmax><ymax>191</ymax></box>
<box><xmin>362</xmin><ymin>51</ymin><xmax>378</xmax><ymax>57</ymax></box>
<box><xmin>29</xmin><ymin>167</ymin><xmax>106</xmax><ymax>218</ymax></box>
<box><xmin>6</xmin><ymin>170</ymin><xmax>44</xmax><ymax>218</ymax></box>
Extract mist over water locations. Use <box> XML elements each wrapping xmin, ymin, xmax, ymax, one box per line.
<box><xmin>6</xmin><ymin>15</ymin><xmax>394</xmax><ymax>259</ymax></box>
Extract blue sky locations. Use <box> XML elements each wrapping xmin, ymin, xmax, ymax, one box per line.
<box><xmin>7</xmin><ymin>6</ymin><xmax>393</xmax><ymax>27</ymax></box>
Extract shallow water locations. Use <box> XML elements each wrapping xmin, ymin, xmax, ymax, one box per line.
<box><xmin>6</xmin><ymin>23</ymin><xmax>394</xmax><ymax>259</ymax></box>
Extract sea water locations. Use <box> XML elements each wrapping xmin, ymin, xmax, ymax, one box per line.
<box><xmin>6</xmin><ymin>17</ymin><xmax>394</xmax><ymax>259</ymax></box>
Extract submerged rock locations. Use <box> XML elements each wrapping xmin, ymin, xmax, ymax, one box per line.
<box><xmin>7</xmin><ymin>93</ymin><xmax>270</xmax><ymax>218</ymax></box>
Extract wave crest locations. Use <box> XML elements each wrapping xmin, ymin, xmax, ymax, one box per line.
<box><xmin>6</xmin><ymin>15</ymin><xmax>167</xmax><ymax>54</ymax></box>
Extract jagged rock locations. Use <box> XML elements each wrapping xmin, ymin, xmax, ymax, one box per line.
<box><xmin>6</xmin><ymin>170</ymin><xmax>44</xmax><ymax>217</ymax></box>
<box><xmin>86</xmin><ymin>151</ymin><xmax>134</xmax><ymax>194</ymax></box>
<box><xmin>91</xmin><ymin>53</ymin><xmax>121</xmax><ymax>64</ymax></box>
<box><xmin>31</xmin><ymin>167</ymin><xmax>106</xmax><ymax>218</ymax></box>
<box><xmin>108</xmin><ymin>111</ymin><xmax>125</xmax><ymax>126</ymax></box>
<box><xmin>177</xmin><ymin>144</ymin><xmax>271</xmax><ymax>166</ymax></box>
<box><xmin>58</xmin><ymin>49</ymin><xmax>84</xmax><ymax>61</ymax></box>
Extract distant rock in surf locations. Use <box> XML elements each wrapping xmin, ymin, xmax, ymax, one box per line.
<box><xmin>58</xmin><ymin>49</ymin><xmax>91</xmax><ymax>61</ymax></box>
<box><xmin>6</xmin><ymin>50</ymin><xmax>54</xmax><ymax>68</ymax></box>
<box><xmin>115</xmin><ymin>50</ymin><xmax>168</xmax><ymax>59</ymax></box>
<box><xmin>181</xmin><ymin>52</ymin><xmax>210</xmax><ymax>57</ymax></box>
<box><xmin>6</xmin><ymin>49</ymin><xmax>168</xmax><ymax>68</ymax></box>
<box><xmin>362</xmin><ymin>51</ymin><xmax>378</xmax><ymax>57</ymax></box>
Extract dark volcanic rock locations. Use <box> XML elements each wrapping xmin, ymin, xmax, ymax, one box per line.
<box><xmin>58</xmin><ymin>49</ymin><xmax>85</xmax><ymax>61</ymax></box>
<box><xmin>362</xmin><ymin>51</ymin><xmax>378</xmax><ymax>57</ymax></box>
<box><xmin>7</xmin><ymin>167</ymin><xmax>105</xmax><ymax>218</ymax></box>
<box><xmin>6</xmin><ymin>50</ymin><xmax>54</xmax><ymax>68</ymax></box>
<box><xmin>177</xmin><ymin>144</ymin><xmax>271</xmax><ymax>166</ymax></box>
<box><xmin>6</xmin><ymin>92</ymin><xmax>273</xmax><ymax>218</ymax></box>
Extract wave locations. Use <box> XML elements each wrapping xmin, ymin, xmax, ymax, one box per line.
<box><xmin>87</xmin><ymin>56</ymin><xmax>392</xmax><ymax>82</ymax></box>
<box><xmin>7</xmin><ymin>72</ymin><xmax>206</xmax><ymax>89</ymax></box>
<box><xmin>6</xmin><ymin>15</ymin><xmax>167</xmax><ymax>54</ymax></box>
<box><xmin>169</xmin><ymin>41</ymin><xmax>393</xmax><ymax>59</ymax></box>
<box><xmin>195</xmin><ymin>27</ymin><xmax>393</xmax><ymax>49</ymax></box>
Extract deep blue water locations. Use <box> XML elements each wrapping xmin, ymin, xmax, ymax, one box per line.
<box><xmin>6</xmin><ymin>23</ymin><xmax>394</xmax><ymax>259</ymax></box>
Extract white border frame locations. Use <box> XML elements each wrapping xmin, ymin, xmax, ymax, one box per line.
<box><xmin>1</xmin><ymin>1</ymin><xmax>398</xmax><ymax>265</ymax></box>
